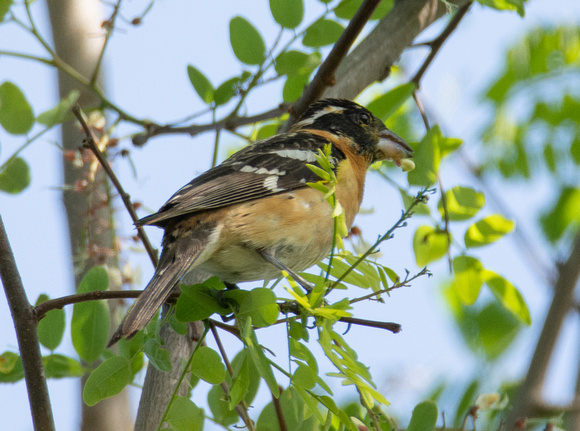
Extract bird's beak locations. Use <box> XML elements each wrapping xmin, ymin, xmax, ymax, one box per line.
<box><xmin>377</xmin><ymin>129</ymin><xmax>414</xmax><ymax>164</ymax></box>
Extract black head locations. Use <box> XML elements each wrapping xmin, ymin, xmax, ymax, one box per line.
<box><xmin>291</xmin><ymin>99</ymin><xmax>413</xmax><ymax>163</ymax></box>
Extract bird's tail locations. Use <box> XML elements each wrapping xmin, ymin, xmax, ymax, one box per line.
<box><xmin>108</xmin><ymin>240</ymin><xmax>204</xmax><ymax>346</ymax></box>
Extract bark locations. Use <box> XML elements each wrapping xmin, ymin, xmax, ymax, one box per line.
<box><xmin>323</xmin><ymin>0</ymin><xmax>456</xmax><ymax>100</ymax></box>
<box><xmin>507</xmin><ymin>234</ymin><xmax>580</xmax><ymax>428</ymax></box>
<box><xmin>45</xmin><ymin>1</ymin><xmax>132</xmax><ymax>429</ymax></box>
<box><xmin>135</xmin><ymin>270</ymin><xmax>210</xmax><ymax>431</ymax></box>
<box><xmin>0</xmin><ymin>217</ymin><xmax>55</xmax><ymax>431</ymax></box>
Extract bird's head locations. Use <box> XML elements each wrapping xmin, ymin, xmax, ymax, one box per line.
<box><xmin>291</xmin><ymin>99</ymin><xmax>414</xmax><ymax>169</ymax></box>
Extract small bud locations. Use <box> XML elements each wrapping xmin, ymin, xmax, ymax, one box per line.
<box><xmin>63</xmin><ymin>150</ymin><xmax>77</xmax><ymax>162</ymax></box>
<box><xmin>131</xmin><ymin>17</ymin><xmax>142</xmax><ymax>26</ymax></box>
<box><xmin>74</xmin><ymin>179</ymin><xmax>88</xmax><ymax>192</ymax></box>
<box><xmin>400</xmin><ymin>159</ymin><xmax>415</xmax><ymax>172</ymax></box>
<box><xmin>474</xmin><ymin>393</ymin><xmax>500</xmax><ymax>411</ymax></box>
<box><xmin>350</xmin><ymin>417</ymin><xmax>369</xmax><ymax>431</ymax></box>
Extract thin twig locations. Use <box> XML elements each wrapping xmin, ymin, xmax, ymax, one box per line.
<box><xmin>272</xmin><ymin>387</ymin><xmax>288</xmax><ymax>431</ymax></box>
<box><xmin>33</xmin><ymin>289</ymin><xmax>180</xmax><ymax>319</ymax></box>
<box><xmin>410</xmin><ymin>1</ymin><xmax>472</xmax><ymax>88</ymax></box>
<box><xmin>329</xmin><ymin>189</ymin><xmax>430</xmax><ymax>291</ymax></box>
<box><xmin>349</xmin><ymin>267</ymin><xmax>431</xmax><ymax>305</ymax></box>
<box><xmin>131</xmin><ymin>105</ymin><xmax>288</xmax><ymax>147</ymax></box>
<box><xmin>0</xmin><ymin>217</ymin><xmax>55</xmax><ymax>431</ymax></box>
<box><xmin>209</xmin><ymin>322</ymin><xmax>256</xmax><ymax>431</ymax></box>
<box><xmin>90</xmin><ymin>0</ymin><xmax>123</xmax><ymax>85</ymax></box>
<box><xmin>283</xmin><ymin>0</ymin><xmax>383</xmax><ymax>130</ymax></box>
<box><xmin>72</xmin><ymin>105</ymin><xmax>159</xmax><ymax>267</ymax></box>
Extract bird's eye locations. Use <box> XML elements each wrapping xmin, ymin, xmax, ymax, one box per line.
<box><xmin>358</xmin><ymin>112</ymin><xmax>371</xmax><ymax>125</ymax></box>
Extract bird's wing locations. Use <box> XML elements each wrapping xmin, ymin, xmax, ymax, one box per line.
<box><xmin>137</xmin><ymin>132</ymin><xmax>345</xmax><ymax>227</ymax></box>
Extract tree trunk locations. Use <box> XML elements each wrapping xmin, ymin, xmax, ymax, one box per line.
<box><xmin>45</xmin><ymin>1</ymin><xmax>132</xmax><ymax>429</ymax></box>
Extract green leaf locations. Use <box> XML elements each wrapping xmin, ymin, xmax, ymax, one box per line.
<box><xmin>256</xmin><ymin>387</ymin><xmax>312</xmax><ymax>431</ymax></box>
<box><xmin>0</xmin><ymin>352</ymin><xmax>23</xmax><ymax>382</ymax></box>
<box><xmin>275</xmin><ymin>50</ymin><xmax>321</xmax><ymax>76</ymax></box>
<box><xmin>476</xmin><ymin>0</ymin><xmax>525</xmax><ymax>17</ymax></box>
<box><xmin>229</xmin><ymin>16</ymin><xmax>266</xmax><ymax>65</ymax></box>
<box><xmin>407</xmin><ymin>401</ymin><xmax>438</xmax><ymax>431</ymax></box>
<box><xmin>143</xmin><ymin>338</ymin><xmax>172</xmax><ymax>372</ymax></box>
<box><xmin>540</xmin><ymin>187</ymin><xmax>580</xmax><ymax>242</ymax></box>
<box><xmin>407</xmin><ymin>126</ymin><xmax>442</xmax><ymax>187</ymax></box>
<box><xmin>256</xmin><ymin>123</ymin><xmax>280</xmax><ymax>140</ymax></box>
<box><xmin>43</xmin><ymin>354</ymin><xmax>84</xmax><ymax>379</ymax></box>
<box><xmin>176</xmin><ymin>281</ymin><xmax>230</xmax><ymax>322</ymax></box>
<box><xmin>335</xmin><ymin>0</ymin><xmax>393</xmax><ymax>20</ymax></box>
<box><xmin>233</xmin><ymin>350</ymin><xmax>261</xmax><ymax>405</ymax></box>
<box><xmin>476</xmin><ymin>302</ymin><xmax>522</xmax><ymax>360</ymax></box>
<box><xmin>0</xmin><ymin>351</ymin><xmax>19</xmax><ymax>374</ymax></box>
<box><xmin>117</xmin><ymin>333</ymin><xmax>146</xmax><ymax>376</ymax></box>
<box><xmin>438</xmin><ymin>186</ymin><xmax>485</xmax><ymax>221</ymax></box>
<box><xmin>413</xmin><ymin>225</ymin><xmax>450</xmax><ymax>267</ymax></box>
<box><xmin>72</xmin><ymin>267</ymin><xmax>110</xmax><ymax>362</ymax></box>
<box><xmin>283</xmin><ymin>74</ymin><xmax>310</xmax><ymax>102</ymax></box>
<box><xmin>166</xmin><ymin>397</ymin><xmax>204</xmax><ymax>431</ymax></box>
<box><xmin>239</xmin><ymin>318</ymin><xmax>280</xmax><ymax>397</ymax></box>
<box><xmin>464</xmin><ymin>214</ymin><xmax>515</xmax><ymax>248</ymax></box>
<box><xmin>543</xmin><ymin>142</ymin><xmax>557</xmax><ymax>173</ymax></box>
<box><xmin>269</xmin><ymin>0</ymin><xmax>304</xmax><ymax>29</ymax></box>
<box><xmin>78</xmin><ymin>266</ymin><xmax>109</xmax><ymax>294</ymax></box>
<box><xmin>236</xmin><ymin>288</ymin><xmax>279</xmax><ymax>327</ymax></box>
<box><xmin>453</xmin><ymin>379</ymin><xmax>479</xmax><ymax>426</ymax></box>
<box><xmin>439</xmin><ymin>136</ymin><xmax>463</xmax><ymax>157</ymax></box>
<box><xmin>72</xmin><ymin>300</ymin><xmax>109</xmax><ymax>362</ymax></box>
<box><xmin>570</xmin><ymin>130</ymin><xmax>580</xmax><ymax>165</ymax></box>
<box><xmin>0</xmin><ymin>81</ymin><xmax>34</xmax><ymax>134</ymax></box>
<box><xmin>83</xmin><ymin>356</ymin><xmax>132</xmax><ymax>406</ymax></box>
<box><xmin>0</xmin><ymin>157</ymin><xmax>31</xmax><ymax>194</ymax></box>
<box><xmin>0</xmin><ymin>0</ymin><xmax>14</xmax><ymax>23</ymax></box>
<box><xmin>190</xmin><ymin>346</ymin><xmax>226</xmax><ymax>384</ymax></box>
<box><xmin>36</xmin><ymin>90</ymin><xmax>80</xmax><ymax>126</ymax></box>
<box><xmin>214</xmin><ymin>77</ymin><xmax>240</xmax><ymax>106</ymax></box>
<box><xmin>302</xmin><ymin>19</ymin><xmax>344</xmax><ymax>47</ymax></box>
<box><xmin>36</xmin><ymin>294</ymin><xmax>66</xmax><ymax>350</ymax></box>
<box><xmin>187</xmin><ymin>65</ymin><xmax>214</xmax><ymax>104</ymax></box>
<box><xmin>451</xmin><ymin>256</ymin><xmax>484</xmax><ymax>305</ymax></box>
<box><xmin>484</xmin><ymin>271</ymin><xmax>531</xmax><ymax>324</ymax></box>
<box><xmin>367</xmin><ymin>83</ymin><xmax>416</xmax><ymax>120</ymax></box>
<box><xmin>292</xmin><ymin>363</ymin><xmax>316</xmax><ymax>390</ymax></box>
<box><xmin>208</xmin><ymin>385</ymin><xmax>239</xmax><ymax>426</ymax></box>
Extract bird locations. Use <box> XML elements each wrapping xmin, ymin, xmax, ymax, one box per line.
<box><xmin>108</xmin><ymin>98</ymin><xmax>413</xmax><ymax>346</ymax></box>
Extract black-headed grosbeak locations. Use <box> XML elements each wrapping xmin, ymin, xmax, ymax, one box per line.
<box><xmin>109</xmin><ymin>99</ymin><xmax>413</xmax><ymax>345</ymax></box>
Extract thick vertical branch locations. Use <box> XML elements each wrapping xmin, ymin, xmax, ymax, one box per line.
<box><xmin>0</xmin><ymin>217</ymin><xmax>55</xmax><ymax>431</ymax></box>
<box><xmin>507</xmin><ymin>234</ymin><xmax>580</xmax><ymax>426</ymax></box>
<box><xmin>323</xmin><ymin>0</ymin><xmax>464</xmax><ymax>100</ymax></box>
<box><xmin>45</xmin><ymin>1</ymin><xmax>132</xmax><ymax>429</ymax></box>
<box><xmin>134</xmin><ymin>270</ymin><xmax>210</xmax><ymax>431</ymax></box>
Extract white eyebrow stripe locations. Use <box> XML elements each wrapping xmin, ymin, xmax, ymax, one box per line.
<box><xmin>293</xmin><ymin>105</ymin><xmax>346</xmax><ymax>127</ymax></box>
<box><xmin>263</xmin><ymin>175</ymin><xmax>285</xmax><ymax>193</ymax></box>
<box><xmin>270</xmin><ymin>149</ymin><xmax>318</xmax><ymax>162</ymax></box>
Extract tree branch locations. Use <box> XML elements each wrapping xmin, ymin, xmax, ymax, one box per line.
<box><xmin>72</xmin><ymin>105</ymin><xmax>159</xmax><ymax>267</ymax></box>
<box><xmin>131</xmin><ymin>105</ymin><xmax>288</xmax><ymax>147</ymax></box>
<box><xmin>282</xmin><ymin>0</ymin><xmax>383</xmax><ymax>129</ymax></box>
<box><xmin>410</xmin><ymin>1</ymin><xmax>472</xmax><ymax>87</ymax></box>
<box><xmin>507</xmin><ymin>233</ymin><xmax>580</xmax><ymax>427</ymax></box>
<box><xmin>0</xmin><ymin>217</ymin><xmax>55</xmax><ymax>431</ymax></box>
<box><xmin>323</xmin><ymin>0</ymin><xmax>464</xmax><ymax>100</ymax></box>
